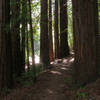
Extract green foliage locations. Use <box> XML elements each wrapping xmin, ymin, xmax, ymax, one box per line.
<box><xmin>77</xmin><ymin>92</ymin><xmax>86</xmax><ymax>99</ymax></box>
<box><xmin>76</xmin><ymin>86</ymin><xmax>86</xmax><ymax>99</ymax></box>
<box><xmin>31</xmin><ymin>1</ymin><xmax>40</xmax><ymax>56</ymax></box>
<box><xmin>15</xmin><ymin>64</ymin><xmax>43</xmax><ymax>86</ymax></box>
<box><xmin>24</xmin><ymin>0</ymin><xmax>40</xmax><ymax>57</ymax></box>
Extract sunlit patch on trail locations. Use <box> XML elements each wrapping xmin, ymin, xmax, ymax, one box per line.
<box><xmin>52</xmin><ymin>59</ymin><xmax>62</xmax><ymax>64</ymax></box>
<box><xmin>50</xmin><ymin>62</ymin><xmax>54</xmax><ymax>64</ymax></box>
<box><xmin>60</xmin><ymin>67</ymin><xmax>68</xmax><ymax>71</ymax></box>
<box><xmin>63</xmin><ymin>59</ymin><xmax>68</xmax><ymax>63</ymax></box>
<box><xmin>47</xmin><ymin>89</ymin><xmax>53</xmax><ymax>94</ymax></box>
<box><xmin>50</xmin><ymin>71</ymin><xmax>62</xmax><ymax>75</ymax></box>
<box><xmin>69</xmin><ymin>58</ymin><xmax>74</xmax><ymax>62</ymax></box>
<box><xmin>62</xmin><ymin>57</ymin><xmax>74</xmax><ymax>64</ymax></box>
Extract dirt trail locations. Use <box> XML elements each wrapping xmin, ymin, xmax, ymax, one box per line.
<box><xmin>2</xmin><ymin>56</ymin><xmax>100</xmax><ymax>100</ymax></box>
<box><xmin>2</xmin><ymin>57</ymin><xmax>73</xmax><ymax>100</ymax></box>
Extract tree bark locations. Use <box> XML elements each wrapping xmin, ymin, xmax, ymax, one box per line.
<box><xmin>28</xmin><ymin>0</ymin><xmax>36</xmax><ymax>81</ymax></box>
<box><xmin>54</xmin><ymin>0</ymin><xmax>60</xmax><ymax>58</ymax></box>
<box><xmin>21</xmin><ymin>0</ymin><xmax>27</xmax><ymax>72</ymax></box>
<box><xmin>60</xmin><ymin>0</ymin><xmax>70</xmax><ymax>58</ymax></box>
<box><xmin>0</xmin><ymin>0</ymin><xmax>13</xmax><ymax>89</ymax></box>
<box><xmin>28</xmin><ymin>0</ymin><xmax>35</xmax><ymax>65</ymax></box>
<box><xmin>40</xmin><ymin>0</ymin><xmax>50</xmax><ymax>68</ymax></box>
<box><xmin>11</xmin><ymin>0</ymin><xmax>22</xmax><ymax>77</ymax></box>
<box><xmin>95</xmin><ymin>0</ymin><xmax>100</xmax><ymax>75</ymax></box>
<box><xmin>26</xmin><ymin>25</ymin><xmax>30</xmax><ymax>69</ymax></box>
<box><xmin>49</xmin><ymin>0</ymin><xmax>54</xmax><ymax>62</ymax></box>
<box><xmin>72</xmin><ymin>0</ymin><xmax>97</xmax><ymax>85</ymax></box>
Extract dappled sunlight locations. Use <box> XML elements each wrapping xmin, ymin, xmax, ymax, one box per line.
<box><xmin>69</xmin><ymin>58</ymin><xmax>74</xmax><ymax>63</ymax></box>
<box><xmin>50</xmin><ymin>71</ymin><xmax>62</xmax><ymax>75</ymax></box>
<box><xmin>50</xmin><ymin>62</ymin><xmax>54</xmax><ymax>64</ymax></box>
<box><xmin>60</xmin><ymin>67</ymin><xmax>68</xmax><ymax>71</ymax></box>
<box><xmin>29</xmin><ymin>56</ymin><xmax>40</xmax><ymax>65</ymax></box>
<box><xmin>29</xmin><ymin>57</ymin><xmax>32</xmax><ymax>65</ymax></box>
<box><xmin>63</xmin><ymin>59</ymin><xmax>68</xmax><ymax>64</ymax></box>
<box><xmin>62</xmin><ymin>57</ymin><xmax>74</xmax><ymax>64</ymax></box>
<box><xmin>47</xmin><ymin>89</ymin><xmax>53</xmax><ymax>94</ymax></box>
<box><xmin>25</xmin><ymin>65</ymin><xmax>28</xmax><ymax>69</ymax></box>
<box><xmin>35</xmin><ymin>55</ymin><xmax>40</xmax><ymax>64</ymax></box>
<box><xmin>25</xmin><ymin>56</ymin><xmax>40</xmax><ymax>69</ymax></box>
<box><xmin>53</xmin><ymin>59</ymin><xmax>62</xmax><ymax>64</ymax></box>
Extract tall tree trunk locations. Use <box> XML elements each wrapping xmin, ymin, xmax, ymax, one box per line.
<box><xmin>25</xmin><ymin>1</ymin><xmax>29</xmax><ymax>70</ymax></box>
<box><xmin>72</xmin><ymin>0</ymin><xmax>97</xmax><ymax>85</ymax></box>
<box><xmin>40</xmin><ymin>0</ymin><xmax>50</xmax><ymax>68</ymax></box>
<box><xmin>0</xmin><ymin>0</ymin><xmax>13</xmax><ymax>89</ymax></box>
<box><xmin>60</xmin><ymin>0</ymin><xmax>70</xmax><ymax>58</ymax></box>
<box><xmin>21</xmin><ymin>0</ymin><xmax>27</xmax><ymax>72</ymax></box>
<box><xmin>95</xmin><ymin>0</ymin><xmax>100</xmax><ymax>75</ymax></box>
<box><xmin>11</xmin><ymin>0</ymin><xmax>22</xmax><ymax>77</ymax></box>
<box><xmin>54</xmin><ymin>0</ymin><xmax>60</xmax><ymax>58</ymax></box>
<box><xmin>28</xmin><ymin>0</ymin><xmax>36</xmax><ymax>81</ymax></box>
<box><xmin>28</xmin><ymin>0</ymin><xmax>35</xmax><ymax>65</ymax></box>
<box><xmin>26</xmin><ymin>25</ymin><xmax>30</xmax><ymax>69</ymax></box>
<box><xmin>72</xmin><ymin>0</ymin><xmax>75</xmax><ymax>52</ymax></box>
<box><xmin>49</xmin><ymin>0</ymin><xmax>54</xmax><ymax>62</ymax></box>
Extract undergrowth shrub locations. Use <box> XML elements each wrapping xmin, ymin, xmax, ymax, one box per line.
<box><xmin>15</xmin><ymin>64</ymin><xmax>44</xmax><ymax>86</ymax></box>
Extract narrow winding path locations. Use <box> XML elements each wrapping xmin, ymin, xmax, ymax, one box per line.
<box><xmin>3</xmin><ymin>57</ymin><xmax>74</xmax><ymax>100</ymax></box>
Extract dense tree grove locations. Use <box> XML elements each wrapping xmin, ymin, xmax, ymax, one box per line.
<box><xmin>0</xmin><ymin>0</ymin><xmax>100</xmax><ymax>95</ymax></box>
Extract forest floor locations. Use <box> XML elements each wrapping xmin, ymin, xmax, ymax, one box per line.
<box><xmin>1</xmin><ymin>56</ymin><xmax>100</xmax><ymax>100</ymax></box>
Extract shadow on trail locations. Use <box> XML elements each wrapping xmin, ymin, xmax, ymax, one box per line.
<box><xmin>2</xmin><ymin>56</ymin><xmax>74</xmax><ymax>100</ymax></box>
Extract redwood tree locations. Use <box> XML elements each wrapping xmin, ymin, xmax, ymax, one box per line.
<box><xmin>0</xmin><ymin>0</ymin><xmax>13</xmax><ymax>89</ymax></box>
<box><xmin>28</xmin><ymin>0</ymin><xmax>36</xmax><ymax>81</ymax></box>
<box><xmin>28</xmin><ymin>0</ymin><xmax>35</xmax><ymax>65</ymax></box>
<box><xmin>72</xmin><ymin>0</ymin><xmax>98</xmax><ymax>85</ymax></box>
<box><xmin>40</xmin><ymin>0</ymin><xmax>50</xmax><ymax>68</ymax></box>
<box><xmin>21</xmin><ymin>0</ymin><xmax>27</xmax><ymax>72</ymax></box>
<box><xmin>60</xmin><ymin>0</ymin><xmax>70</xmax><ymax>58</ymax></box>
<box><xmin>11</xmin><ymin>0</ymin><xmax>22</xmax><ymax>76</ymax></box>
<box><xmin>95</xmin><ymin>0</ymin><xmax>100</xmax><ymax>75</ymax></box>
<box><xmin>54</xmin><ymin>0</ymin><xmax>60</xmax><ymax>58</ymax></box>
<box><xmin>49</xmin><ymin>0</ymin><xmax>54</xmax><ymax>62</ymax></box>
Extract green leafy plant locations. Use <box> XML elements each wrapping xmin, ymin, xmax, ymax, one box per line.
<box><xmin>77</xmin><ymin>92</ymin><xmax>86</xmax><ymax>99</ymax></box>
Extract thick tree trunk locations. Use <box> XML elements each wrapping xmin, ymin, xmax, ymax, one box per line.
<box><xmin>49</xmin><ymin>0</ymin><xmax>54</xmax><ymax>62</ymax></box>
<box><xmin>0</xmin><ymin>0</ymin><xmax>13</xmax><ymax>89</ymax></box>
<box><xmin>54</xmin><ymin>0</ymin><xmax>60</xmax><ymax>58</ymax></box>
<box><xmin>60</xmin><ymin>0</ymin><xmax>70</xmax><ymax>58</ymax></box>
<box><xmin>72</xmin><ymin>0</ymin><xmax>97</xmax><ymax>85</ymax></box>
<box><xmin>11</xmin><ymin>0</ymin><xmax>22</xmax><ymax>76</ymax></box>
<box><xmin>40</xmin><ymin>0</ymin><xmax>50</xmax><ymax>68</ymax></box>
<box><xmin>95</xmin><ymin>1</ymin><xmax>100</xmax><ymax>75</ymax></box>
